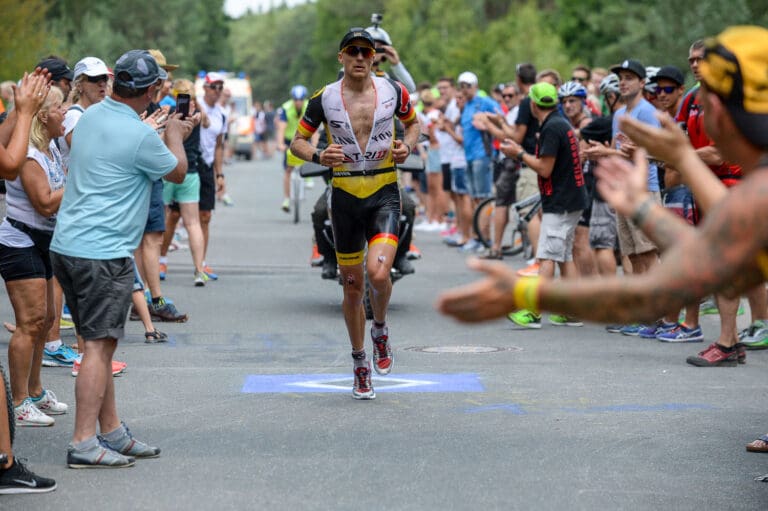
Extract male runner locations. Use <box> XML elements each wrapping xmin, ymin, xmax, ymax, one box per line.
<box><xmin>291</xmin><ymin>28</ymin><xmax>419</xmax><ymax>400</ymax></box>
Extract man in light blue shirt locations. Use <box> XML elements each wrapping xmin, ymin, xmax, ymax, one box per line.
<box><xmin>51</xmin><ymin>49</ymin><xmax>194</xmax><ymax>469</ymax></box>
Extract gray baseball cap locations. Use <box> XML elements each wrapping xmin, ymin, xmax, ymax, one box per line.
<box><xmin>113</xmin><ymin>50</ymin><xmax>162</xmax><ymax>90</ymax></box>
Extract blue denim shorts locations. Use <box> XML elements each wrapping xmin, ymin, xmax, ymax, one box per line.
<box><xmin>451</xmin><ymin>167</ymin><xmax>469</xmax><ymax>195</ymax></box>
<box><xmin>466</xmin><ymin>157</ymin><xmax>492</xmax><ymax>199</ymax></box>
<box><xmin>144</xmin><ymin>179</ymin><xmax>166</xmax><ymax>233</ymax></box>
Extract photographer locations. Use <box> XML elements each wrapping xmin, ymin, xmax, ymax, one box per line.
<box><xmin>366</xmin><ymin>14</ymin><xmax>417</xmax><ymax>94</ymax></box>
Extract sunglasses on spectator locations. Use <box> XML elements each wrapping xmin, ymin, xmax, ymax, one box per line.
<box><xmin>459</xmin><ymin>83</ymin><xmax>474</xmax><ymax>89</ymax></box>
<box><xmin>342</xmin><ymin>45</ymin><xmax>374</xmax><ymax>58</ymax></box>
<box><xmin>571</xmin><ymin>76</ymin><xmax>588</xmax><ymax>82</ymax></box>
<box><xmin>206</xmin><ymin>83</ymin><xmax>223</xmax><ymax>91</ymax></box>
<box><xmin>654</xmin><ymin>85</ymin><xmax>678</xmax><ymax>94</ymax></box>
<box><xmin>502</xmin><ymin>93</ymin><xmax>516</xmax><ymax>98</ymax></box>
<box><xmin>86</xmin><ymin>75</ymin><xmax>108</xmax><ymax>83</ymax></box>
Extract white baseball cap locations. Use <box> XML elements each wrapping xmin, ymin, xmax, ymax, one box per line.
<box><xmin>74</xmin><ymin>57</ymin><xmax>110</xmax><ymax>80</ymax></box>
<box><xmin>457</xmin><ymin>71</ymin><xmax>478</xmax><ymax>86</ymax></box>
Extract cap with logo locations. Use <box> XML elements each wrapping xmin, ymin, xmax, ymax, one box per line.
<box><xmin>36</xmin><ymin>57</ymin><xmax>74</xmax><ymax>82</ymax></box>
<box><xmin>700</xmin><ymin>25</ymin><xmax>768</xmax><ymax>148</ymax></box>
<box><xmin>457</xmin><ymin>71</ymin><xmax>478</xmax><ymax>86</ymax></box>
<box><xmin>339</xmin><ymin>28</ymin><xmax>375</xmax><ymax>51</ymax></box>
<box><xmin>529</xmin><ymin>82</ymin><xmax>558</xmax><ymax>108</ymax></box>
<box><xmin>650</xmin><ymin>65</ymin><xmax>685</xmax><ymax>86</ymax></box>
<box><xmin>73</xmin><ymin>57</ymin><xmax>110</xmax><ymax>81</ymax></box>
<box><xmin>610</xmin><ymin>59</ymin><xmax>646</xmax><ymax>80</ymax></box>
<box><xmin>113</xmin><ymin>49</ymin><xmax>162</xmax><ymax>90</ymax></box>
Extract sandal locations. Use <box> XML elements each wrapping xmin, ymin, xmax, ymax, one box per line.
<box><xmin>144</xmin><ymin>330</ymin><xmax>168</xmax><ymax>343</ymax></box>
<box><xmin>480</xmin><ymin>250</ymin><xmax>503</xmax><ymax>260</ymax></box>
<box><xmin>746</xmin><ymin>434</ymin><xmax>768</xmax><ymax>452</ymax></box>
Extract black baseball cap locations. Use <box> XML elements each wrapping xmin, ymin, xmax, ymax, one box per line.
<box><xmin>339</xmin><ymin>27</ymin><xmax>375</xmax><ymax>51</ymax></box>
<box><xmin>37</xmin><ymin>57</ymin><xmax>74</xmax><ymax>81</ymax></box>
<box><xmin>651</xmin><ymin>65</ymin><xmax>685</xmax><ymax>86</ymax></box>
<box><xmin>610</xmin><ymin>59</ymin><xmax>646</xmax><ymax>79</ymax></box>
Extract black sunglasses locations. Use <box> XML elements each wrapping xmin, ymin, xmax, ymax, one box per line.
<box><xmin>342</xmin><ymin>45</ymin><xmax>374</xmax><ymax>58</ymax></box>
<box><xmin>206</xmin><ymin>83</ymin><xmax>223</xmax><ymax>91</ymax></box>
<box><xmin>571</xmin><ymin>76</ymin><xmax>588</xmax><ymax>82</ymax></box>
<box><xmin>86</xmin><ymin>75</ymin><xmax>108</xmax><ymax>83</ymax></box>
<box><xmin>502</xmin><ymin>93</ymin><xmax>516</xmax><ymax>99</ymax></box>
<box><xmin>654</xmin><ymin>85</ymin><xmax>678</xmax><ymax>94</ymax></box>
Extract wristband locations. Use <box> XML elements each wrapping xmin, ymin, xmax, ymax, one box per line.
<box><xmin>403</xmin><ymin>143</ymin><xmax>411</xmax><ymax>155</ymax></box>
<box><xmin>516</xmin><ymin>150</ymin><xmax>526</xmax><ymax>162</ymax></box>
<box><xmin>512</xmin><ymin>276</ymin><xmax>540</xmax><ymax>314</ymax></box>
<box><xmin>312</xmin><ymin>149</ymin><xmax>321</xmax><ymax>164</ymax></box>
<box><xmin>630</xmin><ymin>196</ymin><xmax>655</xmax><ymax>227</ymax></box>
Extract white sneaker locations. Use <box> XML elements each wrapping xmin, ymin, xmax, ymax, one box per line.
<box><xmin>15</xmin><ymin>398</ymin><xmax>55</xmax><ymax>427</ymax></box>
<box><xmin>32</xmin><ymin>389</ymin><xmax>68</xmax><ymax>415</ymax></box>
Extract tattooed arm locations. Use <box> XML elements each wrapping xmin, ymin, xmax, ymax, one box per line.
<box><xmin>437</xmin><ymin>167</ymin><xmax>768</xmax><ymax>323</ymax></box>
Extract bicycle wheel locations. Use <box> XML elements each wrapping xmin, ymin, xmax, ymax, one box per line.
<box><xmin>1</xmin><ymin>362</ymin><xmax>13</xmax><ymax>447</ymax></box>
<box><xmin>472</xmin><ymin>197</ymin><xmax>496</xmax><ymax>248</ymax></box>
<box><xmin>502</xmin><ymin>225</ymin><xmax>525</xmax><ymax>257</ymax></box>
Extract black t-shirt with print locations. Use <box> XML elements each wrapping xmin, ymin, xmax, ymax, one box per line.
<box><xmin>536</xmin><ymin>111</ymin><xmax>588</xmax><ymax>214</ymax></box>
<box><xmin>514</xmin><ymin>97</ymin><xmax>539</xmax><ymax>154</ymax></box>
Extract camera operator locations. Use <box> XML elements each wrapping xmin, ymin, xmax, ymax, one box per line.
<box><xmin>366</xmin><ymin>14</ymin><xmax>417</xmax><ymax>94</ymax></box>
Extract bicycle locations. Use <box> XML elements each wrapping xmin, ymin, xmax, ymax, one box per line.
<box><xmin>472</xmin><ymin>193</ymin><xmax>541</xmax><ymax>260</ymax></box>
<box><xmin>1</xmin><ymin>360</ymin><xmax>13</xmax><ymax>456</ymax></box>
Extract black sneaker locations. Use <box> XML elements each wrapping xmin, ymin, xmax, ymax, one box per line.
<box><xmin>321</xmin><ymin>260</ymin><xmax>338</xmax><ymax>280</ymax></box>
<box><xmin>150</xmin><ymin>298</ymin><xmax>188</xmax><ymax>323</ymax></box>
<box><xmin>394</xmin><ymin>256</ymin><xmax>415</xmax><ymax>275</ymax></box>
<box><xmin>0</xmin><ymin>458</ymin><xmax>57</xmax><ymax>494</ymax></box>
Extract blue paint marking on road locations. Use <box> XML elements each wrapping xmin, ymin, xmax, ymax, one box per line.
<box><xmin>241</xmin><ymin>373</ymin><xmax>484</xmax><ymax>393</ymax></box>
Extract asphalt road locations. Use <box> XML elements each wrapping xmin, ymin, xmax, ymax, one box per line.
<box><xmin>2</xmin><ymin>155</ymin><xmax>768</xmax><ymax>510</ymax></box>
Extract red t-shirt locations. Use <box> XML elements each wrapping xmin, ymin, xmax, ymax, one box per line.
<box><xmin>677</xmin><ymin>86</ymin><xmax>742</xmax><ymax>187</ymax></box>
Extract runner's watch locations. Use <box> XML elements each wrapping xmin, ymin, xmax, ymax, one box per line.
<box><xmin>312</xmin><ymin>149</ymin><xmax>321</xmax><ymax>164</ymax></box>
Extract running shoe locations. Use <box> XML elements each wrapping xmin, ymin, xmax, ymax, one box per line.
<box><xmin>281</xmin><ymin>198</ymin><xmax>290</xmax><ymax>213</ymax></box>
<box><xmin>203</xmin><ymin>265</ymin><xmax>218</xmax><ymax>281</ymax></box>
<box><xmin>310</xmin><ymin>244</ymin><xmax>324</xmax><ymax>267</ymax></box>
<box><xmin>66</xmin><ymin>442</ymin><xmax>135</xmax><ymax>469</ymax></box>
<box><xmin>605</xmin><ymin>324</ymin><xmax>624</xmax><ymax>334</ymax></box>
<box><xmin>59</xmin><ymin>318</ymin><xmax>75</xmax><ymax>330</ymax></box>
<box><xmin>71</xmin><ymin>358</ymin><xmax>127</xmax><ymax>377</ymax></box>
<box><xmin>549</xmin><ymin>314</ymin><xmax>583</xmax><ymax>327</ymax></box>
<box><xmin>14</xmin><ymin>398</ymin><xmax>54</xmax><ymax>427</ymax></box>
<box><xmin>31</xmin><ymin>389</ymin><xmax>68</xmax><ymax>415</ymax></box>
<box><xmin>517</xmin><ymin>262</ymin><xmax>540</xmax><ymax>277</ymax></box>
<box><xmin>507</xmin><ymin>309</ymin><xmax>542</xmax><ymax>329</ymax></box>
<box><xmin>62</xmin><ymin>303</ymin><xmax>72</xmax><ymax>320</ymax></box>
<box><xmin>0</xmin><ymin>458</ymin><xmax>57</xmax><ymax>494</ymax></box>
<box><xmin>699</xmin><ymin>297</ymin><xmax>718</xmax><ymax>315</ymax></box>
<box><xmin>221</xmin><ymin>194</ymin><xmax>235</xmax><ymax>206</ymax></box>
<box><xmin>352</xmin><ymin>363</ymin><xmax>375</xmax><ymax>400</ymax></box>
<box><xmin>459</xmin><ymin>239</ymin><xmax>483</xmax><ymax>253</ymax></box>
<box><xmin>686</xmin><ymin>343</ymin><xmax>738</xmax><ymax>367</ymax></box>
<box><xmin>150</xmin><ymin>298</ymin><xmax>188</xmax><ymax>322</ymax></box>
<box><xmin>638</xmin><ymin>321</ymin><xmax>678</xmax><ymax>339</ymax></box>
<box><xmin>159</xmin><ymin>262</ymin><xmax>167</xmax><ymax>281</ymax></box>
<box><xmin>406</xmin><ymin>244</ymin><xmax>422</xmax><ymax>260</ymax></box>
<box><xmin>739</xmin><ymin>320</ymin><xmax>768</xmax><ymax>350</ymax></box>
<box><xmin>42</xmin><ymin>344</ymin><xmax>79</xmax><ymax>367</ymax></box>
<box><xmin>371</xmin><ymin>327</ymin><xmax>393</xmax><ymax>375</ymax></box>
<box><xmin>98</xmin><ymin>422</ymin><xmax>160</xmax><ymax>458</ymax></box>
<box><xmin>656</xmin><ymin>324</ymin><xmax>704</xmax><ymax>343</ymax></box>
<box><xmin>194</xmin><ymin>271</ymin><xmax>208</xmax><ymax>287</ymax></box>
<box><xmin>620</xmin><ymin>324</ymin><xmax>650</xmax><ymax>336</ymax></box>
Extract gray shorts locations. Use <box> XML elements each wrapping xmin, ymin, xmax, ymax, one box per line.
<box><xmin>537</xmin><ymin>210</ymin><xmax>582</xmax><ymax>262</ymax></box>
<box><xmin>589</xmin><ymin>200</ymin><xmax>618</xmax><ymax>250</ymax></box>
<box><xmin>51</xmin><ymin>252</ymin><xmax>133</xmax><ymax>341</ymax></box>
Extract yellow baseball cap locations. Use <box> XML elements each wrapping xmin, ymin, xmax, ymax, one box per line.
<box><xmin>699</xmin><ymin>25</ymin><xmax>768</xmax><ymax>147</ymax></box>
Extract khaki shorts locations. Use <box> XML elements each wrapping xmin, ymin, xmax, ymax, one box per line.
<box><xmin>515</xmin><ymin>166</ymin><xmax>538</xmax><ymax>212</ymax></box>
<box><xmin>617</xmin><ymin>191</ymin><xmax>661</xmax><ymax>256</ymax></box>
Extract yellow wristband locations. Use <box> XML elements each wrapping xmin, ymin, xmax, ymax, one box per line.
<box><xmin>512</xmin><ymin>276</ymin><xmax>540</xmax><ymax>313</ymax></box>
<box><xmin>756</xmin><ymin>250</ymin><xmax>768</xmax><ymax>280</ymax></box>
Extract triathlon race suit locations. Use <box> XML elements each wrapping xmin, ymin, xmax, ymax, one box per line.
<box><xmin>297</xmin><ymin>76</ymin><xmax>416</xmax><ymax>266</ymax></box>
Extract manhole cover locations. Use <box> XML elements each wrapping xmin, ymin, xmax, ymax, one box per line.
<box><xmin>404</xmin><ymin>345</ymin><xmax>521</xmax><ymax>353</ymax></box>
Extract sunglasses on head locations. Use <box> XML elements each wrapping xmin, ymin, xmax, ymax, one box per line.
<box><xmin>343</xmin><ymin>45</ymin><xmax>374</xmax><ymax>58</ymax></box>
<box><xmin>654</xmin><ymin>85</ymin><xmax>678</xmax><ymax>94</ymax></box>
<box><xmin>86</xmin><ymin>75</ymin><xmax>108</xmax><ymax>83</ymax></box>
<box><xmin>207</xmin><ymin>83</ymin><xmax>223</xmax><ymax>91</ymax></box>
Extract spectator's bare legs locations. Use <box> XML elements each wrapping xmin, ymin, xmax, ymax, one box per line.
<box><xmin>528</xmin><ymin>213</ymin><xmax>541</xmax><ymax>258</ymax></box>
<box><xmin>455</xmin><ymin>192</ymin><xmax>473</xmax><ymax>244</ymax></box>
<box><xmin>160</xmin><ymin>207</ymin><xmax>180</xmax><ymax>258</ymax></box>
<box><xmin>132</xmin><ymin>290</ymin><xmax>155</xmax><ymax>333</ymax></box>
<box><xmin>5</xmin><ymin>278</ymin><xmax>54</xmax><ymax>406</ymax></box>
<box><xmin>715</xmin><ymin>294</ymin><xmax>740</xmax><ymax>348</ymax></box>
<box><xmin>339</xmin><ymin>264</ymin><xmax>366</xmax><ymax>352</ymax></box>
<box><xmin>73</xmin><ymin>338</ymin><xmax>119</xmax><ymax>443</ymax></box>
<box><xmin>747</xmin><ymin>284</ymin><xmax>768</xmax><ymax>324</ymax></box>
<box><xmin>180</xmin><ymin>202</ymin><xmax>205</xmax><ymax>273</ymax></box>
<box><xmin>140</xmin><ymin>232</ymin><xmax>164</xmax><ymax>299</ymax></box>
<box><xmin>573</xmin><ymin>226</ymin><xmax>596</xmax><ymax>276</ymax></box>
<box><xmin>200</xmin><ymin>210</ymin><xmax>212</xmax><ymax>262</ymax></box>
<box><xmin>491</xmin><ymin>205</ymin><xmax>509</xmax><ymax>254</ymax></box>
<box><xmin>46</xmin><ymin>277</ymin><xmax>64</xmax><ymax>343</ymax></box>
<box><xmin>594</xmin><ymin>248</ymin><xmax>617</xmax><ymax>276</ymax></box>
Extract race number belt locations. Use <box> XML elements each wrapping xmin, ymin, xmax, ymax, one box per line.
<box><xmin>332</xmin><ymin>166</ymin><xmax>395</xmax><ymax>178</ymax></box>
